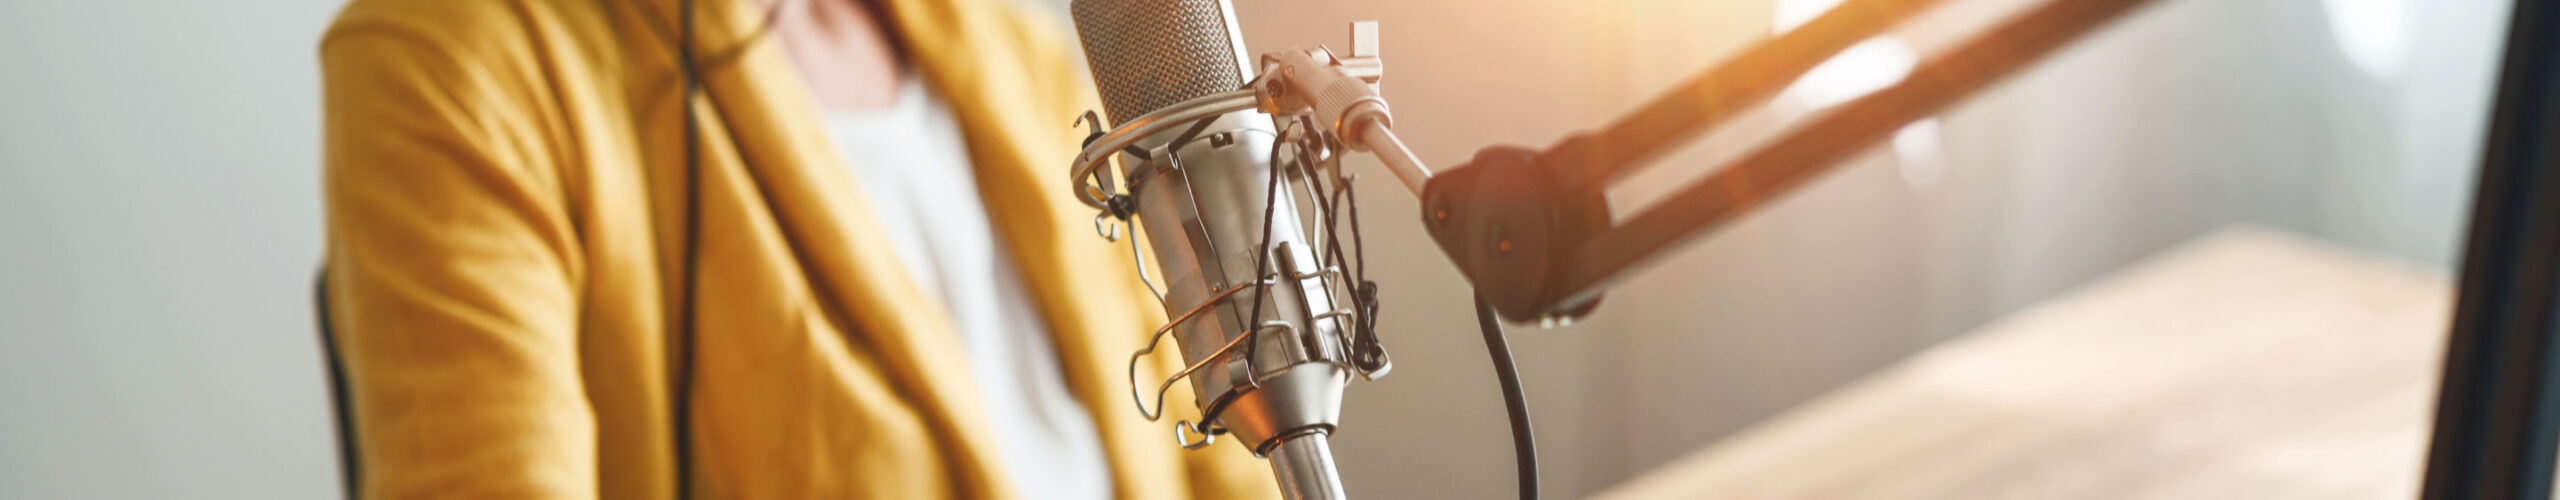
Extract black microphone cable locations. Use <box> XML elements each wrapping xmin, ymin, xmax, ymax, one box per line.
<box><xmin>1476</xmin><ymin>295</ymin><xmax>1539</xmax><ymax>500</ymax></box>
<box><xmin>666</xmin><ymin>3</ymin><xmax>783</xmax><ymax>497</ymax></box>
<box><xmin>672</xmin><ymin>0</ymin><xmax>704</xmax><ymax>497</ymax></box>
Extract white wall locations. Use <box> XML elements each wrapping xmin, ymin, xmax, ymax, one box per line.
<box><xmin>0</xmin><ymin>0</ymin><xmax>345</xmax><ymax>498</ymax></box>
<box><xmin>0</xmin><ymin>0</ymin><xmax>2506</xmax><ymax>498</ymax></box>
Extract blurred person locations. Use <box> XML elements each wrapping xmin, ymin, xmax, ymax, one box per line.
<box><xmin>316</xmin><ymin>0</ymin><xmax>1273</xmax><ymax>497</ymax></box>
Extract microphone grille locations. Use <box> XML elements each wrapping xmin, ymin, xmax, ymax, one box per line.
<box><xmin>1071</xmin><ymin>0</ymin><xmax>1253</xmax><ymax>127</ymax></box>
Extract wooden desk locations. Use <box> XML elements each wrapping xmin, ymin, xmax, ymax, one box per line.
<box><xmin>1591</xmin><ymin>226</ymin><xmax>2452</xmax><ymax>499</ymax></box>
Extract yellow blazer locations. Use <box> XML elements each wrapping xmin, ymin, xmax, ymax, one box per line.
<box><xmin>318</xmin><ymin>0</ymin><xmax>1274</xmax><ymax>497</ymax></box>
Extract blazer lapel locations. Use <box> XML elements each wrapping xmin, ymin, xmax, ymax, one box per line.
<box><xmin>628</xmin><ymin>0</ymin><xmax>1010</xmax><ymax>495</ymax></box>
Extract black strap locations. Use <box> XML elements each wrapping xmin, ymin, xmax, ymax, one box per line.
<box><xmin>314</xmin><ymin>269</ymin><xmax>362</xmax><ymax>498</ymax></box>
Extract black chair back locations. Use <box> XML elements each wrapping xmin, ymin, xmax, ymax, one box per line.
<box><xmin>314</xmin><ymin>270</ymin><xmax>360</xmax><ymax>498</ymax></box>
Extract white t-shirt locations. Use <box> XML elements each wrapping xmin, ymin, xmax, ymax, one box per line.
<box><xmin>819</xmin><ymin>72</ymin><xmax>1113</xmax><ymax>500</ymax></box>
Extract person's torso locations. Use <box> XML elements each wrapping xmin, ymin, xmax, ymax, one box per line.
<box><xmin>820</xmin><ymin>71</ymin><xmax>1113</xmax><ymax>500</ymax></box>
<box><xmin>320</xmin><ymin>0</ymin><xmax>1279</xmax><ymax>496</ymax></box>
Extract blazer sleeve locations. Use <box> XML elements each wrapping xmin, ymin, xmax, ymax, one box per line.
<box><xmin>320</xmin><ymin>22</ymin><xmax>597</xmax><ymax>499</ymax></box>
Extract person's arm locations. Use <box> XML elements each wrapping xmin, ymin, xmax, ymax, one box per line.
<box><xmin>320</xmin><ymin>19</ymin><xmax>595</xmax><ymax>498</ymax></box>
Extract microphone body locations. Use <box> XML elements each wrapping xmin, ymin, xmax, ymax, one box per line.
<box><xmin>1071</xmin><ymin>1</ymin><xmax>1357</xmax><ymax>498</ymax></box>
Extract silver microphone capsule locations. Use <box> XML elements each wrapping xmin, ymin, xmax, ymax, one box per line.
<box><xmin>1069</xmin><ymin>1</ymin><xmax>1388</xmax><ymax>498</ymax></box>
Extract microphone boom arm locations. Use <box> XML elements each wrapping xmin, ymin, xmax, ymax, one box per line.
<box><xmin>1405</xmin><ymin>0</ymin><xmax>2161</xmax><ymax>322</ymax></box>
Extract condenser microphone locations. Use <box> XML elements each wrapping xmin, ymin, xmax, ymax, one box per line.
<box><xmin>1069</xmin><ymin>1</ymin><xmax>1368</xmax><ymax>498</ymax></box>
